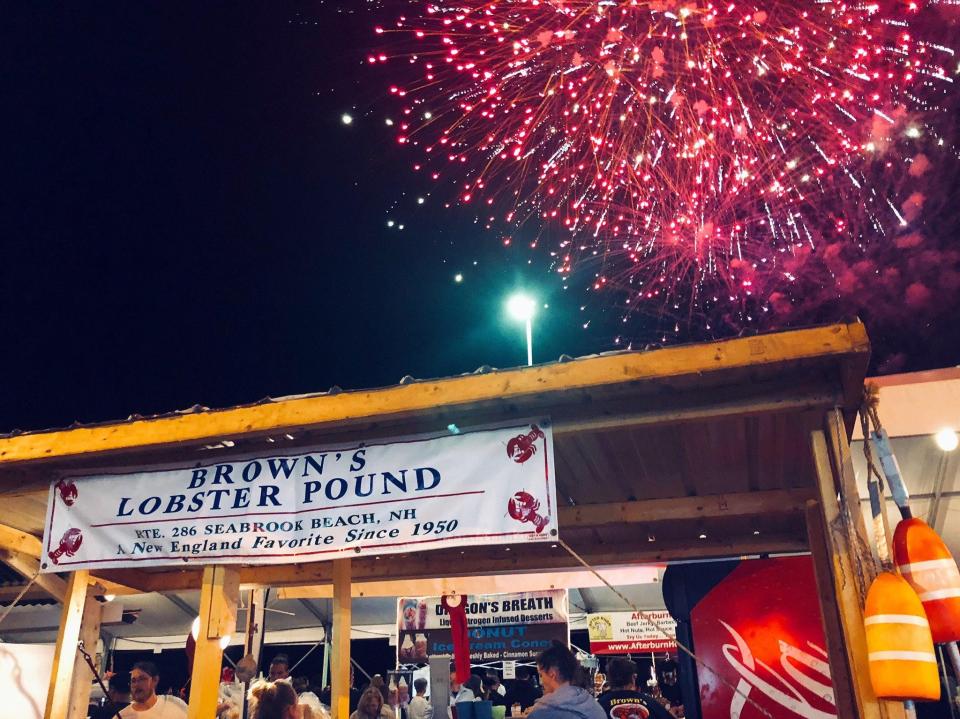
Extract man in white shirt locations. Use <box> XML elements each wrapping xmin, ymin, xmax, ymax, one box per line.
<box><xmin>120</xmin><ymin>662</ymin><xmax>188</xmax><ymax>719</ymax></box>
<box><xmin>407</xmin><ymin>678</ymin><xmax>433</xmax><ymax>719</ymax></box>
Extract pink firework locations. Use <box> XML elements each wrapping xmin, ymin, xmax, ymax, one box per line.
<box><xmin>374</xmin><ymin>0</ymin><xmax>957</xmax><ymax>332</ymax></box>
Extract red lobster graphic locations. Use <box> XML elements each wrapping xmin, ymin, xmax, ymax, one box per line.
<box><xmin>507</xmin><ymin>425</ymin><xmax>545</xmax><ymax>464</ymax></box>
<box><xmin>55</xmin><ymin>478</ymin><xmax>78</xmax><ymax>506</ymax></box>
<box><xmin>48</xmin><ymin>527</ymin><xmax>83</xmax><ymax>565</ymax></box>
<box><xmin>507</xmin><ymin>491</ymin><xmax>550</xmax><ymax>533</ymax></box>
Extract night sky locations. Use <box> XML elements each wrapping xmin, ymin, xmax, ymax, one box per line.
<box><xmin>2</xmin><ymin>2</ymin><xmax>958</xmax><ymax>434</ymax></box>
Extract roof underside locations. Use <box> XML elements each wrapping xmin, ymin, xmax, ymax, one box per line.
<box><xmin>0</xmin><ymin>322</ymin><xmax>870</xmax><ymax>593</ymax></box>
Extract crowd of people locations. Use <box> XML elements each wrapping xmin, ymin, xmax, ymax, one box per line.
<box><xmin>88</xmin><ymin>643</ymin><xmax>682</xmax><ymax>719</ymax></box>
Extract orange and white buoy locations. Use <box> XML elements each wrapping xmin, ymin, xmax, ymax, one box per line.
<box><xmin>893</xmin><ymin>517</ymin><xmax>960</xmax><ymax>644</ymax></box>
<box><xmin>864</xmin><ymin>572</ymin><xmax>940</xmax><ymax>701</ymax></box>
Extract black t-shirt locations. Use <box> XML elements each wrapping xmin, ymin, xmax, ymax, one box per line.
<box><xmin>89</xmin><ymin>701</ymin><xmax>129</xmax><ymax>719</ymax></box>
<box><xmin>596</xmin><ymin>689</ymin><xmax>672</xmax><ymax>719</ymax></box>
<box><xmin>487</xmin><ymin>691</ymin><xmax>508</xmax><ymax>708</ymax></box>
<box><xmin>503</xmin><ymin>682</ymin><xmax>542</xmax><ymax>715</ymax></box>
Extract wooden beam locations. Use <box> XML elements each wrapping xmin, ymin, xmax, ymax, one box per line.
<box><xmin>188</xmin><ymin>565</ymin><xmax>240</xmax><ymax>719</ymax></box>
<box><xmin>279</xmin><ymin>565</ymin><xmax>662</xmax><ymax>600</ymax></box>
<box><xmin>67</xmin><ymin>590</ymin><xmax>103</xmax><ymax>719</ymax></box>
<box><xmin>809</xmin><ymin>412</ymin><xmax>905</xmax><ymax>719</ymax></box>
<box><xmin>551</xmin><ymin>386</ymin><xmax>841</xmax><ymax>436</ymax></box>
<box><xmin>0</xmin><ymin>322</ymin><xmax>868</xmax><ymax>467</ymax></box>
<box><xmin>560</xmin><ymin>489</ymin><xmax>812</xmax><ymax>527</ymax></box>
<box><xmin>90</xmin><ymin>575</ymin><xmax>141</xmax><ymax>597</ymax></box>
<box><xmin>331</xmin><ymin>559</ymin><xmax>351</xmax><ymax>719</ymax></box>
<box><xmin>0</xmin><ymin>582</ymin><xmax>51</xmax><ymax>604</ymax></box>
<box><xmin>44</xmin><ymin>570</ymin><xmax>90</xmax><ymax>719</ymax></box>
<box><xmin>805</xmin><ymin>499</ymin><xmax>858</xmax><ymax>719</ymax></box>
<box><xmin>0</xmin><ymin>549</ymin><xmax>68</xmax><ymax>602</ymax></box>
<box><xmin>100</xmin><ymin>534</ymin><xmax>806</xmax><ymax>593</ymax></box>
<box><xmin>0</xmin><ymin>522</ymin><xmax>42</xmax><ymax>557</ymax></box>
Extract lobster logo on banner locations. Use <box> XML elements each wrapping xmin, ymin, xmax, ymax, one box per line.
<box><xmin>691</xmin><ymin>556</ymin><xmax>837</xmax><ymax>719</ymax></box>
<box><xmin>48</xmin><ymin>527</ymin><xmax>83</xmax><ymax>565</ymax></box>
<box><xmin>55</xmin><ymin>478</ymin><xmax>78</xmax><ymax>506</ymax></box>
<box><xmin>507</xmin><ymin>491</ymin><xmax>550</xmax><ymax>533</ymax></box>
<box><xmin>507</xmin><ymin>425</ymin><xmax>545</xmax><ymax>464</ymax></box>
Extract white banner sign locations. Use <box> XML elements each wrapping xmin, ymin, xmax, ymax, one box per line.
<box><xmin>587</xmin><ymin>610</ymin><xmax>677</xmax><ymax>654</ymax></box>
<box><xmin>397</xmin><ymin>589</ymin><xmax>569</xmax><ymax>663</ymax></box>
<box><xmin>41</xmin><ymin>421</ymin><xmax>557</xmax><ymax>572</ymax></box>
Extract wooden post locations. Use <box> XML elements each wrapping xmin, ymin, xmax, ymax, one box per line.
<box><xmin>67</xmin><ymin>590</ymin><xmax>104</xmax><ymax>719</ymax></box>
<box><xmin>808</xmin><ymin>410</ymin><xmax>906</xmax><ymax>719</ymax></box>
<box><xmin>188</xmin><ymin>565</ymin><xmax>240</xmax><ymax>719</ymax></box>
<box><xmin>331</xmin><ymin>558</ymin><xmax>352</xmax><ymax>719</ymax></box>
<box><xmin>806</xmin><ymin>498</ymin><xmax>859</xmax><ymax>719</ymax></box>
<box><xmin>44</xmin><ymin>570</ymin><xmax>90</xmax><ymax>719</ymax></box>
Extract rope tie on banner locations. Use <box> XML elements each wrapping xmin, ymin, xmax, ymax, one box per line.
<box><xmin>556</xmin><ymin>538</ymin><xmax>775</xmax><ymax>719</ymax></box>
<box><xmin>0</xmin><ymin>567</ymin><xmax>40</xmax><ymax>628</ymax></box>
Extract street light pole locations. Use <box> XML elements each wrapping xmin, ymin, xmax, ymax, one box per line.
<box><xmin>507</xmin><ymin>293</ymin><xmax>536</xmax><ymax>367</ymax></box>
<box><xmin>524</xmin><ymin>316</ymin><xmax>533</xmax><ymax>367</ymax></box>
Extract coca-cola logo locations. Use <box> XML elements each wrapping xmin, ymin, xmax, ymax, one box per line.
<box><xmin>719</xmin><ymin>621</ymin><xmax>835</xmax><ymax>719</ymax></box>
<box><xmin>691</xmin><ymin>556</ymin><xmax>837</xmax><ymax>719</ymax></box>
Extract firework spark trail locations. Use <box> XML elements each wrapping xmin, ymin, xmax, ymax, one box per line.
<box><xmin>373</xmin><ymin>0</ymin><xmax>958</xmax><ymax>334</ymax></box>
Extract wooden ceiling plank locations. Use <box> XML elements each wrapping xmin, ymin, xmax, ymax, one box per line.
<box><xmin>98</xmin><ymin>531</ymin><xmax>806</xmax><ymax>594</ymax></box>
<box><xmin>562</xmin><ymin>488</ymin><xmax>812</xmax><ymax>528</ymax></box>
<box><xmin>0</xmin><ymin>323</ymin><xmax>869</xmax><ymax>468</ymax></box>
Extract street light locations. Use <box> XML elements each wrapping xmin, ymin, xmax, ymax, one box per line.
<box><xmin>507</xmin><ymin>293</ymin><xmax>536</xmax><ymax>366</ymax></box>
<box><xmin>935</xmin><ymin>428</ymin><xmax>959</xmax><ymax>452</ymax></box>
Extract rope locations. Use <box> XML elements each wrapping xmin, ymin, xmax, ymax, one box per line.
<box><xmin>556</xmin><ymin>538</ymin><xmax>774</xmax><ymax>719</ymax></box>
<box><xmin>860</xmin><ymin>392</ymin><xmax>892</xmax><ymax>569</ymax></box>
<box><xmin>0</xmin><ymin>568</ymin><xmax>40</xmax><ymax>628</ymax></box>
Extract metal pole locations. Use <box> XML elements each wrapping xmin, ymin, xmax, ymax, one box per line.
<box><xmin>525</xmin><ymin>317</ymin><xmax>533</xmax><ymax>366</ymax></box>
<box><xmin>322</xmin><ymin>625</ymin><xmax>331</xmax><ymax>690</ymax></box>
<box><xmin>938</xmin><ymin>645</ymin><xmax>958</xmax><ymax>719</ymax></box>
<box><xmin>947</xmin><ymin>643</ymin><xmax>960</xmax><ymax>707</ymax></box>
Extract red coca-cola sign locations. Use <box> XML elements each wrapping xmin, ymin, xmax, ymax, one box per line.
<box><xmin>691</xmin><ymin>556</ymin><xmax>836</xmax><ymax>719</ymax></box>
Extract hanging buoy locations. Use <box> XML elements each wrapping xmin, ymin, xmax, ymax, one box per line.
<box><xmin>893</xmin><ymin>517</ymin><xmax>960</xmax><ymax>644</ymax></box>
<box><xmin>864</xmin><ymin>572</ymin><xmax>940</xmax><ymax>701</ymax></box>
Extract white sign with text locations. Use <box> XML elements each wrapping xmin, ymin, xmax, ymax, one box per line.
<box><xmin>587</xmin><ymin>610</ymin><xmax>678</xmax><ymax>654</ymax></box>
<box><xmin>41</xmin><ymin>421</ymin><xmax>556</xmax><ymax>572</ymax></box>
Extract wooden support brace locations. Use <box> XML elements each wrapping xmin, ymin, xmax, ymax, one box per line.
<box><xmin>331</xmin><ymin>558</ymin><xmax>352</xmax><ymax>719</ymax></box>
<box><xmin>808</xmin><ymin>410</ymin><xmax>906</xmax><ymax>719</ymax></box>
<box><xmin>188</xmin><ymin>565</ymin><xmax>240</xmax><ymax>719</ymax></box>
<box><xmin>68</xmin><ymin>590</ymin><xmax>104</xmax><ymax>719</ymax></box>
<box><xmin>44</xmin><ymin>570</ymin><xmax>91</xmax><ymax>719</ymax></box>
<box><xmin>0</xmin><ymin>522</ymin><xmax>42</xmax><ymax>557</ymax></box>
<box><xmin>0</xmin><ymin>548</ymin><xmax>68</xmax><ymax>602</ymax></box>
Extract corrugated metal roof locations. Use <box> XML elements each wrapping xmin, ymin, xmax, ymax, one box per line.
<box><xmin>0</xmin><ymin>575</ymin><xmax>58</xmax><ymax>607</ymax></box>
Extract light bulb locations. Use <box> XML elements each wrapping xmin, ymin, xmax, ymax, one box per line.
<box><xmin>935</xmin><ymin>428</ymin><xmax>959</xmax><ymax>452</ymax></box>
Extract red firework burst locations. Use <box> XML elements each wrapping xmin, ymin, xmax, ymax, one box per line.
<box><xmin>374</xmin><ymin>0</ymin><xmax>957</xmax><ymax>331</ymax></box>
